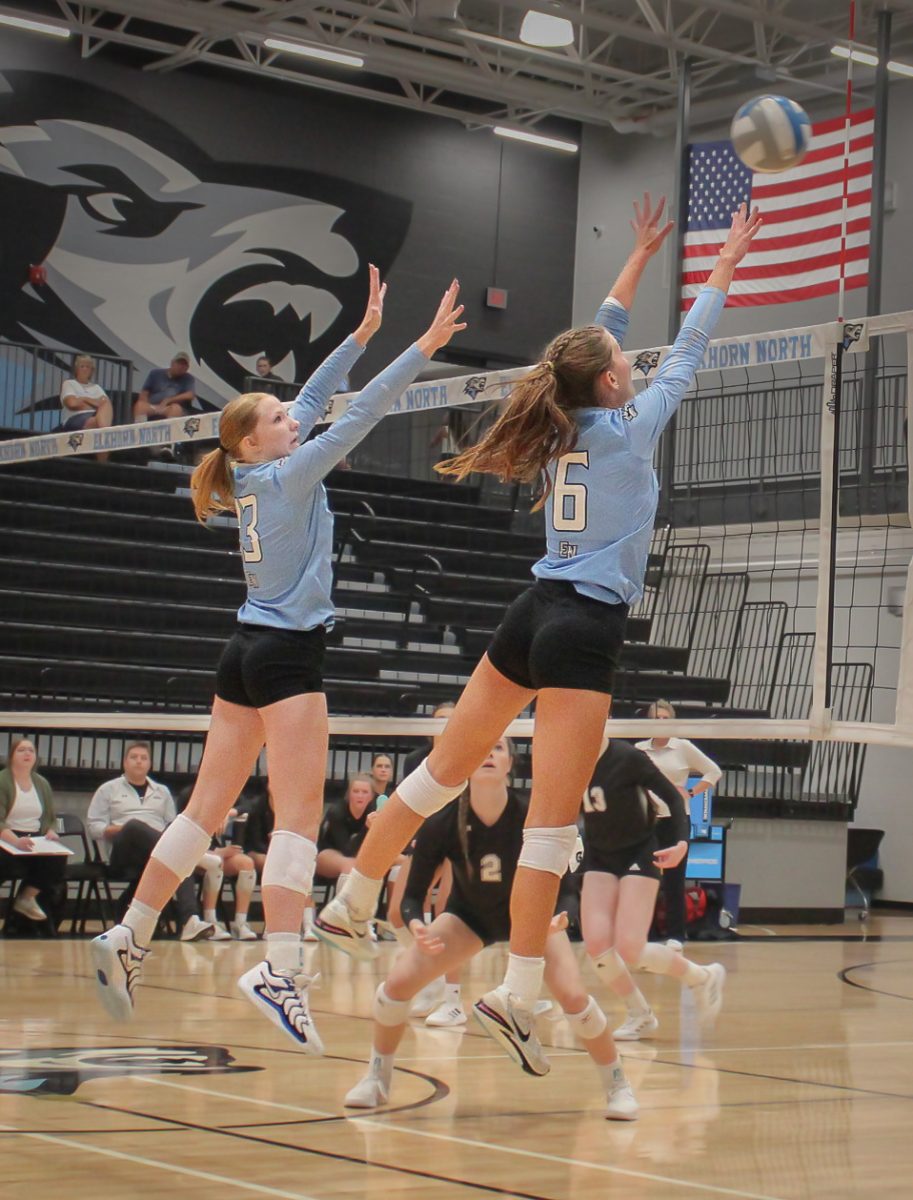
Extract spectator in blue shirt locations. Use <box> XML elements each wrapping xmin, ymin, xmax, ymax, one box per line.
<box><xmin>133</xmin><ymin>352</ymin><xmax>197</xmax><ymax>421</ymax></box>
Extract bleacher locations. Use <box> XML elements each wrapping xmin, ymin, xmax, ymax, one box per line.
<box><xmin>0</xmin><ymin>455</ymin><xmax>871</xmax><ymax>816</ymax></box>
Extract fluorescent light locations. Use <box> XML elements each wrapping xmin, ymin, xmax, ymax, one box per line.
<box><xmin>519</xmin><ymin>10</ymin><xmax>574</xmax><ymax>48</ymax></box>
<box><xmin>831</xmin><ymin>45</ymin><xmax>879</xmax><ymax>67</ymax></box>
<box><xmin>888</xmin><ymin>59</ymin><xmax>913</xmax><ymax>78</ymax></box>
<box><xmin>493</xmin><ymin>125</ymin><xmax>578</xmax><ymax>153</ymax></box>
<box><xmin>263</xmin><ymin>38</ymin><xmax>364</xmax><ymax>69</ymax></box>
<box><xmin>0</xmin><ymin>11</ymin><xmax>70</xmax><ymax>38</ymax></box>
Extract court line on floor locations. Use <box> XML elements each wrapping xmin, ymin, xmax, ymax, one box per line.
<box><xmin>839</xmin><ymin>960</ymin><xmax>913</xmax><ymax>1003</ymax></box>
<box><xmin>131</xmin><ymin>1076</ymin><xmax>786</xmax><ymax>1200</ymax></box>
<box><xmin>0</xmin><ymin>1124</ymin><xmax>323</xmax><ymax>1200</ymax></box>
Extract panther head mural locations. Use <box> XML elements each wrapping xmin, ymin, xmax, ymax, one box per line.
<box><xmin>0</xmin><ymin>72</ymin><xmax>411</xmax><ymax>405</ymax></box>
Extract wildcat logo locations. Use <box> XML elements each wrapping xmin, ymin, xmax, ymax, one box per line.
<box><xmin>0</xmin><ymin>71</ymin><xmax>411</xmax><ymax>406</ymax></box>
<box><xmin>182</xmin><ymin>417</ymin><xmax>202</xmax><ymax>437</ymax></box>
<box><xmin>842</xmin><ymin>322</ymin><xmax>865</xmax><ymax>351</ymax></box>
<box><xmin>0</xmin><ymin>1044</ymin><xmax>259</xmax><ymax>1097</ymax></box>
<box><xmin>67</xmin><ymin>432</ymin><xmax>85</xmax><ymax>451</ymax></box>
<box><xmin>633</xmin><ymin>350</ymin><xmax>660</xmax><ymax>376</ymax></box>
<box><xmin>462</xmin><ymin>375</ymin><xmax>488</xmax><ymax>400</ymax></box>
<box><xmin>622</xmin><ymin>402</ymin><xmax>638</xmax><ymax>421</ymax></box>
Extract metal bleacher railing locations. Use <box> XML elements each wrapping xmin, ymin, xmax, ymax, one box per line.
<box><xmin>0</xmin><ymin>342</ymin><xmax>134</xmax><ymax>432</ymax></box>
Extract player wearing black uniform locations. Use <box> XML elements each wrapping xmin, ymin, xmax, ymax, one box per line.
<box><xmin>344</xmin><ymin>738</ymin><xmax>638</xmax><ymax>1119</ymax></box>
<box><xmin>582</xmin><ymin>739</ymin><xmax>726</xmax><ymax>1041</ymax></box>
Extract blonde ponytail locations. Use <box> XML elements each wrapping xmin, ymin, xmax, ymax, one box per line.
<box><xmin>189</xmin><ymin>391</ymin><xmax>267</xmax><ymax>524</ymax></box>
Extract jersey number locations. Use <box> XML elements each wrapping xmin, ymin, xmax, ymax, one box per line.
<box><xmin>553</xmin><ymin>451</ymin><xmax>589</xmax><ymax>532</ymax></box>
<box><xmin>583</xmin><ymin>786</ymin><xmax>607</xmax><ymax>814</ymax></box>
<box><xmin>479</xmin><ymin>854</ymin><xmax>502</xmax><ymax>883</ymax></box>
<box><xmin>236</xmin><ymin>495</ymin><xmax>263</xmax><ymax>564</ymax></box>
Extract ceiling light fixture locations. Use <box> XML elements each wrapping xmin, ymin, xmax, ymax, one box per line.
<box><xmin>519</xmin><ymin>10</ymin><xmax>574</xmax><ymax>49</ymax></box>
<box><xmin>0</xmin><ymin>10</ymin><xmax>70</xmax><ymax>38</ymax></box>
<box><xmin>493</xmin><ymin>125</ymin><xmax>578</xmax><ymax>153</ymax></box>
<box><xmin>831</xmin><ymin>44</ymin><xmax>913</xmax><ymax>76</ymax></box>
<box><xmin>263</xmin><ymin>38</ymin><xmax>364</xmax><ymax>69</ymax></box>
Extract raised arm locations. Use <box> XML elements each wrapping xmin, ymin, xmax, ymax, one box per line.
<box><xmin>594</xmin><ymin>193</ymin><xmax>675</xmax><ymax>347</ymax></box>
<box><xmin>288</xmin><ymin>264</ymin><xmax>386</xmax><ymax>438</ymax></box>
<box><xmin>282</xmin><ymin>281</ymin><xmax>465</xmax><ymax>496</ymax></box>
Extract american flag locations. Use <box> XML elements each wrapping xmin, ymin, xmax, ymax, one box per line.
<box><xmin>681</xmin><ymin>107</ymin><xmax>874</xmax><ymax>309</ymax></box>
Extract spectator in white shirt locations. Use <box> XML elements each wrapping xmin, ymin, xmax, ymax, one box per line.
<box><xmin>0</xmin><ymin>737</ymin><xmax>65</xmax><ymax>923</ymax></box>
<box><xmin>59</xmin><ymin>355</ymin><xmax>114</xmax><ymax>433</ymax></box>
<box><xmin>87</xmin><ymin>743</ymin><xmax>212</xmax><ymax>942</ymax></box>
<box><xmin>636</xmin><ymin>700</ymin><xmax>722</xmax><ymax>943</ymax></box>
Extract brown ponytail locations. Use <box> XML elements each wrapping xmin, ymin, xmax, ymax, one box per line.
<box><xmin>190</xmin><ymin>392</ymin><xmax>266</xmax><ymax>523</ymax></box>
<box><xmin>436</xmin><ymin>326</ymin><xmax>613</xmax><ymax>509</ymax></box>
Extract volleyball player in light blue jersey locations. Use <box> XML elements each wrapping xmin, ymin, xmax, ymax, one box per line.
<box><xmin>92</xmin><ymin>271</ymin><xmax>466</xmax><ymax>1050</ymax></box>
<box><xmin>319</xmin><ymin>199</ymin><xmax>761</xmax><ymax>1077</ymax></box>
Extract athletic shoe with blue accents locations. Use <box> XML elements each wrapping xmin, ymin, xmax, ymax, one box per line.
<box><xmin>473</xmin><ymin>985</ymin><xmax>550</xmax><ymax>1077</ymax></box>
<box><xmin>91</xmin><ymin>924</ymin><xmax>148</xmax><ymax>1022</ymax></box>
<box><xmin>238</xmin><ymin>961</ymin><xmax>324</xmax><ymax>1054</ymax></box>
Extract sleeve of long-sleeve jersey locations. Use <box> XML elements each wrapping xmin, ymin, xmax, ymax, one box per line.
<box><xmin>279</xmin><ymin>344</ymin><xmax>429</xmax><ymax>499</ymax></box>
<box><xmin>594</xmin><ymin>299</ymin><xmax>630</xmax><ymax>348</ymax></box>
<box><xmin>681</xmin><ymin>739</ymin><xmax>723</xmax><ymax>786</ymax></box>
<box><xmin>399</xmin><ymin>819</ymin><xmax>446</xmax><ymax>929</ymax></box>
<box><xmin>624</xmin><ymin>286</ymin><xmax>725</xmax><ymax>458</ymax></box>
<box><xmin>86</xmin><ymin>784</ymin><xmax>111</xmax><ymax>842</ymax></box>
<box><xmin>289</xmin><ymin>335</ymin><xmax>366</xmax><ymax>440</ymax></box>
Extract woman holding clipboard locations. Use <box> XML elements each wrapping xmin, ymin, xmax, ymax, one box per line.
<box><xmin>0</xmin><ymin>738</ymin><xmax>68</xmax><ymax>923</ymax></box>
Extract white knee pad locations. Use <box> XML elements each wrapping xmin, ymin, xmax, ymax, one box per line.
<box><xmin>201</xmin><ymin>853</ymin><xmax>224</xmax><ymax>893</ymax></box>
<box><xmin>592</xmin><ymin>948</ymin><xmax>629</xmax><ymax>984</ymax></box>
<box><xmin>235</xmin><ymin>868</ymin><xmax>257</xmax><ymax>894</ymax></box>
<box><xmin>564</xmin><ymin>995</ymin><xmax>607</xmax><ymax>1041</ymax></box>
<box><xmin>518</xmin><ymin>825</ymin><xmax>579</xmax><ymax>877</ymax></box>
<box><xmin>262</xmin><ymin>830</ymin><xmax>317</xmax><ymax>896</ymax></box>
<box><xmin>637</xmin><ymin>942</ymin><xmax>678</xmax><ymax>975</ymax></box>
<box><xmin>373</xmin><ymin>983</ymin><xmax>412</xmax><ymax>1027</ymax></box>
<box><xmin>397</xmin><ymin>758</ymin><xmax>467</xmax><ymax>818</ymax></box>
<box><xmin>150</xmin><ymin>814</ymin><xmax>213</xmax><ymax>880</ymax></box>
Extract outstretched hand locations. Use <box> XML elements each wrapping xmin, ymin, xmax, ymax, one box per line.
<box><xmin>630</xmin><ymin>192</ymin><xmax>675</xmax><ymax>259</ymax></box>
<box><xmin>409</xmin><ymin>919</ymin><xmax>446</xmax><ymax>956</ymax></box>
<box><xmin>353</xmin><ymin>263</ymin><xmax>387</xmax><ymax>346</ymax></box>
<box><xmin>416</xmin><ymin>280</ymin><xmax>466</xmax><ymax>358</ymax></box>
<box><xmin>720</xmin><ymin>203</ymin><xmax>763</xmax><ymax>266</ymax></box>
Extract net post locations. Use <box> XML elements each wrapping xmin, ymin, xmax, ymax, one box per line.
<box><xmin>812</xmin><ymin>323</ymin><xmax>843</xmax><ymax>734</ymax></box>
<box><xmin>893</xmin><ymin>329</ymin><xmax>913</xmax><ymax>733</ymax></box>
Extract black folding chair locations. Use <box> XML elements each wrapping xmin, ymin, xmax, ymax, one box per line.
<box><xmin>57</xmin><ymin>813</ymin><xmax>115</xmax><ymax>935</ymax></box>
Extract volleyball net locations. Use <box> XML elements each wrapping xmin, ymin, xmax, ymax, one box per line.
<box><xmin>0</xmin><ymin>307</ymin><xmax>910</xmax><ymax>817</ymax></box>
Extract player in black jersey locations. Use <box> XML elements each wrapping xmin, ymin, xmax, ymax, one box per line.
<box><xmin>344</xmin><ymin>738</ymin><xmax>638</xmax><ymax>1119</ymax></box>
<box><xmin>582</xmin><ymin>738</ymin><xmax>726</xmax><ymax>1040</ymax></box>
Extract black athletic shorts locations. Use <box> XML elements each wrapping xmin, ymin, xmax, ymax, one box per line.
<box><xmin>583</xmin><ymin>833</ymin><xmax>662</xmax><ymax>882</ymax></box>
<box><xmin>487</xmin><ymin>579</ymin><xmax>628</xmax><ymax>694</ymax></box>
<box><xmin>445</xmin><ymin>900</ymin><xmax>510</xmax><ymax>948</ymax></box>
<box><xmin>215</xmin><ymin>623</ymin><xmax>326</xmax><ymax>708</ymax></box>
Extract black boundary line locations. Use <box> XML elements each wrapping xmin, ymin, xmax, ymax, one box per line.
<box><xmin>0</xmin><ymin>1126</ymin><xmax>185</xmax><ymax>1135</ymax></box>
<box><xmin>838</xmin><ymin>959</ymin><xmax>913</xmax><ymax>1003</ymax></box>
<box><xmin>738</xmin><ymin>934</ymin><xmax>913</xmax><ymax>943</ymax></box>
<box><xmin>82</xmin><ymin>1100</ymin><xmax>556</xmax><ymax>1200</ymax></box>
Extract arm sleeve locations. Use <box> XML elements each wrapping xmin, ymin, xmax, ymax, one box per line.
<box><xmin>399</xmin><ymin>821</ymin><xmax>445</xmax><ymax>928</ymax></box>
<box><xmin>681</xmin><ymin>740</ymin><xmax>723</xmax><ymax>786</ymax></box>
<box><xmin>624</xmin><ymin>286</ymin><xmax>726</xmax><ymax>457</ymax></box>
<box><xmin>162</xmin><ymin>788</ymin><xmax>176</xmax><ymax>824</ymax></box>
<box><xmin>317</xmin><ymin>808</ymin><xmax>343</xmax><ymax>853</ymax></box>
<box><xmin>594</xmin><ymin>299</ymin><xmax>630</xmax><ymax>348</ymax></box>
<box><xmin>637</xmin><ymin>755</ymin><xmax>690</xmax><ymax>843</ymax></box>
<box><xmin>86</xmin><ymin>784</ymin><xmax>110</xmax><ymax>841</ymax></box>
<box><xmin>288</xmin><ymin>335</ymin><xmax>366</xmax><ymax>440</ymax></box>
<box><xmin>279</xmin><ymin>343</ymin><xmax>429</xmax><ymax>498</ymax></box>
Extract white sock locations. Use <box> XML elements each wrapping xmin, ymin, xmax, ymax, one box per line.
<box><xmin>596</xmin><ymin>1057</ymin><xmax>627</xmax><ymax>1092</ymax></box>
<box><xmin>639</xmin><ymin>942</ymin><xmax>709</xmax><ymax>987</ymax></box>
<box><xmin>203</xmin><ymin>908</ymin><xmax>218</xmax><ymax>924</ymax></box>
<box><xmin>683</xmin><ymin>960</ymin><xmax>710</xmax><ymax>987</ymax></box>
<box><xmin>340</xmin><ymin>869</ymin><xmax>383</xmax><ymax>920</ymax></box>
<box><xmin>443</xmin><ymin>982</ymin><xmax>461</xmax><ymax>1004</ymax></box>
<box><xmin>266</xmin><ymin>931</ymin><xmax>302</xmax><ymax>974</ymax></box>
<box><xmin>503</xmin><ymin>954</ymin><xmax>545</xmax><ymax>1007</ymax></box>
<box><xmin>123</xmin><ymin>899</ymin><xmax>158</xmax><ymax>948</ymax></box>
<box><xmin>624</xmin><ymin>988</ymin><xmax>651</xmax><ymax>1016</ymax></box>
<box><xmin>235</xmin><ymin>911</ymin><xmax>249</xmax><ymax>926</ymax></box>
<box><xmin>368</xmin><ymin>1048</ymin><xmax>395</xmax><ymax>1090</ymax></box>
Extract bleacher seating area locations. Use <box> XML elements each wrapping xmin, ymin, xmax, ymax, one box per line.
<box><xmin>0</xmin><ymin>456</ymin><xmax>871</xmax><ymax>818</ymax></box>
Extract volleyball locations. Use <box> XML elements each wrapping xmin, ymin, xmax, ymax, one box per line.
<box><xmin>730</xmin><ymin>94</ymin><xmax>811</xmax><ymax>173</ymax></box>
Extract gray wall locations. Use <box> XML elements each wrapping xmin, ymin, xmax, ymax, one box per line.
<box><xmin>726</xmin><ymin>818</ymin><xmax>847</xmax><ymax>914</ymax></box>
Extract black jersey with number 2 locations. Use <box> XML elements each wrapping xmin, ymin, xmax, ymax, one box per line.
<box><xmin>400</xmin><ymin>791</ymin><xmax>527</xmax><ymax>944</ymax></box>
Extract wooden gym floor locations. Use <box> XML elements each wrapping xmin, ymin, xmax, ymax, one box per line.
<box><xmin>1</xmin><ymin>915</ymin><xmax>912</xmax><ymax>1200</ymax></box>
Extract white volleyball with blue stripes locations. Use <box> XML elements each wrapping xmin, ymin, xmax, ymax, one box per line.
<box><xmin>730</xmin><ymin>95</ymin><xmax>811</xmax><ymax>173</ymax></box>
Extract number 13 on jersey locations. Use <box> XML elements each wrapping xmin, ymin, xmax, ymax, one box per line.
<box><xmin>236</xmin><ymin>494</ymin><xmax>263</xmax><ymax>564</ymax></box>
<box><xmin>553</xmin><ymin>451</ymin><xmax>589</xmax><ymax>532</ymax></box>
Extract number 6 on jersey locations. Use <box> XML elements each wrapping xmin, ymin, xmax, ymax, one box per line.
<box><xmin>553</xmin><ymin>451</ymin><xmax>589</xmax><ymax>532</ymax></box>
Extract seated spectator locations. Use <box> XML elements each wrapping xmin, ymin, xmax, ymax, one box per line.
<box><xmin>369</xmin><ymin>754</ymin><xmax>395</xmax><ymax>807</ymax></box>
<box><xmin>255</xmin><ymin>355</ymin><xmax>280</xmax><ymax>382</ymax></box>
<box><xmin>59</xmin><ymin>355</ymin><xmax>113</xmax><ymax>432</ymax></box>
<box><xmin>133</xmin><ymin>352</ymin><xmax>197</xmax><ymax>421</ymax></box>
<box><xmin>241</xmin><ymin>781</ymin><xmax>273</xmax><ymax>876</ymax></box>
<box><xmin>203</xmin><ymin>815</ymin><xmax>259</xmax><ymax>942</ymax></box>
<box><xmin>0</xmin><ymin>737</ymin><xmax>66</xmax><ymax>925</ymax></box>
<box><xmin>315</xmin><ymin>774</ymin><xmax>377</xmax><ymax>886</ymax></box>
<box><xmin>86</xmin><ymin>743</ymin><xmax>213</xmax><ymax>941</ymax></box>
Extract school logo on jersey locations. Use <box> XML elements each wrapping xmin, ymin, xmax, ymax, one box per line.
<box><xmin>558</xmin><ymin>541</ymin><xmax>578</xmax><ymax>559</ymax></box>
<box><xmin>462</xmin><ymin>375</ymin><xmax>488</xmax><ymax>400</ymax></box>
<box><xmin>66</xmin><ymin>432</ymin><xmax>85</xmax><ymax>451</ymax></box>
<box><xmin>0</xmin><ymin>1044</ymin><xmax>259</xmax><ymax>1096</ymax></box>
<box><xmin>621</xmin><ymin>401</ymin><xmax>638</xmax><ymax>421</ymax></box>
<box><xmin>0</xmin><ymin>71</ymin><xmax>411</xmax><ymax>406</ymax></box>
<box><xmin>842</xmin><ymin>322</ymin><xmax>865</xmax><ymax>351</ymax></box>
<box><xmin>632</xmin><ymin>350</ymin><xmax>661</xmax><ymax>376</ymax></box>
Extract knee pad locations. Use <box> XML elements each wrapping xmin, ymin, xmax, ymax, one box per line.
<box><xmin>518</xmin><ymin>825</ymin><xmax>579</xmax><ymax>877</ymax></box>
<box><xmin>150</xmin><ymin>814</ymin><xmax>213</xmax><ymax>881</ymax></box>
<box><xmin>564</xmin><ymin>995</ymin><xmax>607</xmax><ymax>1041</ymax></box>
<box><xmin>592</xmin><ymin>948</ymin><xmax>629</xmax><ymax>984</ymax></box>
<box><xmin>637</xmin><ymin>942</ymin><xmax>678</xmax><ymax>975</ymax></box>
<box><xmin>201</xmin><ymin>853</ymin><xmax>224</xmax><ymax>892</ymax></box>
<box><xmin>372</xmin><ymin>982</ymin><xmax>412</xmax><ymax>1027</ymax></box>
<box><xmin>397</xmin><ymin>758</ymin><xmax>467</xmax><ymax>818</ymax></box>
<box><xmin>261</xmin><ymin>830</ymin><xmax>317</xmax><ymax>896</ymax></box>
<box><xmin>235</xmin><ymin>868</ymin><xmax>257</xmax><ymax>894</ymax></box>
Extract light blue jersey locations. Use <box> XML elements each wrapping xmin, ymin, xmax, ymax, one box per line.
<box><xmin>232</xmin><ymin>336</ymin><xmax>428</xmax><ymax>631</ymax></box>
<box><xmin>533</xmin><ymin>285</ymin><xmax>726</xmax><ymax>606</ymax></box>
